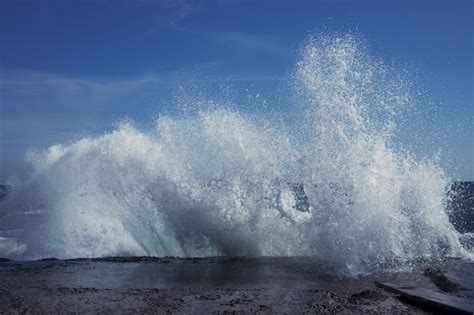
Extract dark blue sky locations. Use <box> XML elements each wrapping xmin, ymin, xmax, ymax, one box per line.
<box><xmin>0</xmin><ymin>0</ymin><xmax>473</xmax><ymax>180</ymax></box>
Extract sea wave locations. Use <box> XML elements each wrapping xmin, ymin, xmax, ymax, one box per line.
<box><xmin>0</xmin><ymin>33</ymin><xmax>469</xmax><ymax>272</ymax></box>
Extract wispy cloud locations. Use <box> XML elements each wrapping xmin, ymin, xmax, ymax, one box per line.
<box><xmin>0</xmin><ymin>66</ymin><xmax>282</xmax><ymax>143</ymax></box>
<box><xmin>0</xmin><ymin>71</ymin><xmax>162</xmax><ymax>114</ymax></box>
<box><xmin>135</xmin><ymin>0</ymin><xmax>291</xmax><ymax>59</ymax></box>
<box><xmin>136</xmin><ymin>0</ymin><xmax>197</xmax><ymax>36</ymax></box>
<box><xmin>206</xmin><ymin>30</ymin><xmax>291</xmax><ymax>56</ymax></box>
<box><xmin>0</xmin><ymin>55</ymin><xmax>287</xmax><ymax>147</ymax></box>
<box><xmin>173</xmin><ymin>24</ymin><xmax>292</xmax><ymax>57</ymax></box>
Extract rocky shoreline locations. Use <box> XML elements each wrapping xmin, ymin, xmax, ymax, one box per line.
<box><xmin>0</xmin><ymin>257</ymin><xmax>472</xmax><ymax>314</ymax></box>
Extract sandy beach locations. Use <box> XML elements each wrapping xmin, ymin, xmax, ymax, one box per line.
<box><xmin>1</xmin><ymin>257</ymin><xmax>472</xmax><ymax>314</ymax></box>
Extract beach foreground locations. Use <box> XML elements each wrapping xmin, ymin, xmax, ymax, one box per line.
<box><xmin>0</xmin><ymin>257</ymin><xmax>473</xmax><ymax>314</ymax></box>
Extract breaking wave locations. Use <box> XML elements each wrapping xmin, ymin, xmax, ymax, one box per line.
<box><xmin>0</xmin><ymin>34</ymin><xmax>468</xmax><ymax>272</ymax></box>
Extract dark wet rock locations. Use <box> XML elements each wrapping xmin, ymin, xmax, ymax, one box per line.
<box><xmin>376</xmin><ymin>281</ymin><xmax>474</xmax><ymax>314</ymax></box>
<box><xmin>0</xmin><ymin>257</ymin><xmax>10</xmax><ymax>262</ymax></box>
<box><xmin>195</xmin><ymin>294</ymin><xmax>221</xmax><ymax>300</ymax></box>
<box><xmin>40</xmin><ymin>257</ymin><xmax>58</xmax><ymax>261</ymax></box>
<box><xmin>348</xmin><ymin>289</ymin><xmax>386</xmax><ymax>304</ymax></box>
<box><xmin>0</xmin><ymin>257</ymin><xmax>471</xmax><ymax>313</ymax></box>
<box><xmin>424</xmin><ymin>267</ymin><xmax>466</xmax><ymax>293</ymax></box>
<box><xmin>56</xmin><ymin>287</ymin><xmax>100</xmax><ymax>294</ymax></box>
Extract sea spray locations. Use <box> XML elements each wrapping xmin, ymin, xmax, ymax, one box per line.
<box><xmin>0</xmin><ymin>34</ymin><xmax>467</xmax><ymax>272</ymax></box>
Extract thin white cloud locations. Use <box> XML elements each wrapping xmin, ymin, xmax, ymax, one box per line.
<box><xmin>172</xmin><ymin>24</ymin><xmax>291</xmax><ymax>57</ymax></box>
<box><xmin>137</xmin><ymin>0</ymin><xmax>197</xmax><ymax>36</ymax></box>
<box><xmin>207</xmin><ymin>30</ymin><xmax>290</xmax><ymax>56</ymax></box>
<box><xmin>0</xmin><ymin>66</ymin><xmax>284</xmax><ymax>117</ymax></box>
<box><xmin>0</xmin><ymin>71</ymin><xmax>162</xmax><ymax>113</ymax></box>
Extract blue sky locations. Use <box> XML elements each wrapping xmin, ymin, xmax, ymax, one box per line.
<box><xmin>0</xmin><ymin>0</ymin><xmax>473</xmax><ymax>181</ymax></box>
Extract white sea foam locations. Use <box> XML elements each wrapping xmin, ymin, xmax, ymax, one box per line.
<box><xmin>0</xmin><ymin>34</ymin><xmax>468</xmax><ymax>271</ymax></box>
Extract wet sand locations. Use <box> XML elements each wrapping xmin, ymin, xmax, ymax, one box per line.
<box><xmin>0</xmin><ymin>257</ymin><xmax>472</xmax><ymax>314</ymax></box>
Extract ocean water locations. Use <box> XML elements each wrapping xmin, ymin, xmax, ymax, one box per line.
<box><xmin>0</xmin><ymin>34</ymin><xmax>471</xmax><ymax>273</ymax></box>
